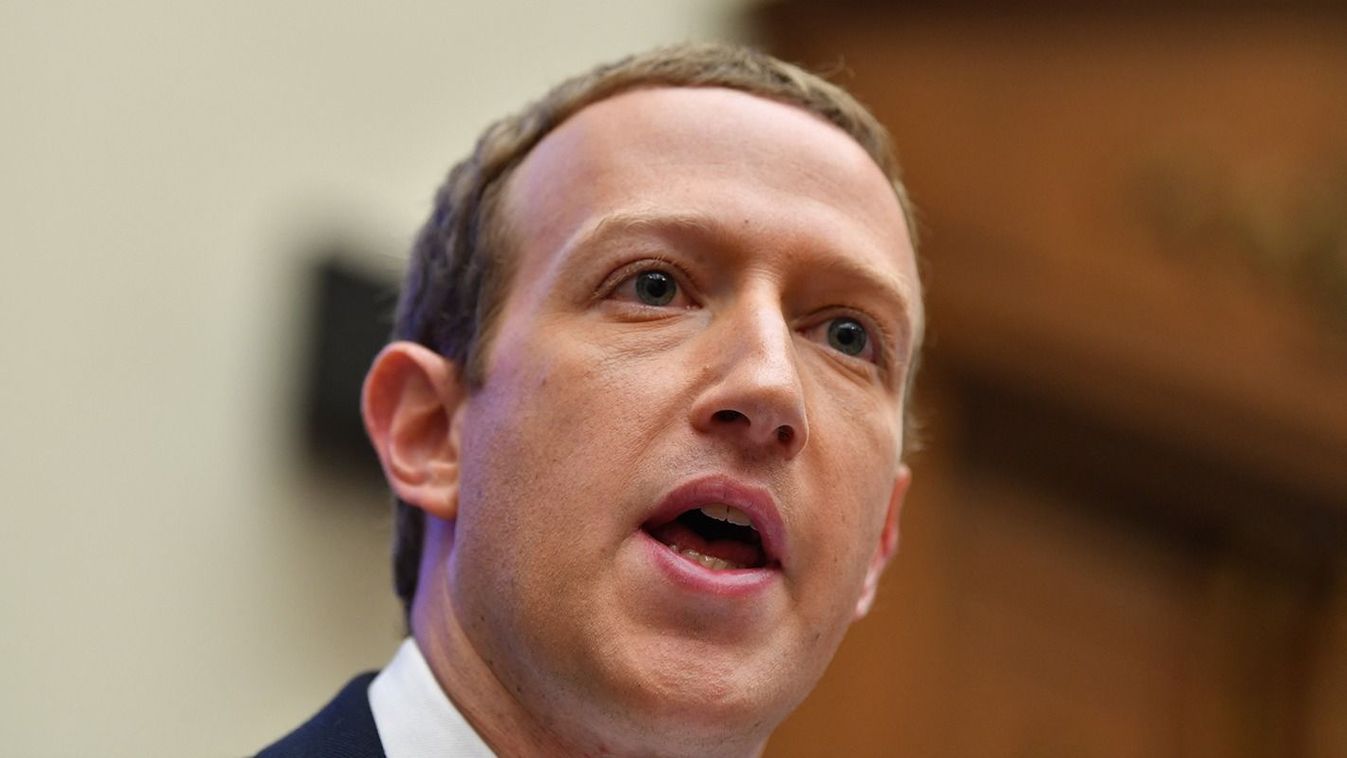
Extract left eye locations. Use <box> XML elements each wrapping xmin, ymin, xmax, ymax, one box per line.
<box><xmin>825</xmin><ymin>317</ymin><xmax>871</xmax><ymax>358</ymax></box>
<box><xmin>633</xmin><ymin>270</ymin><xmax>677</xmax><ymax>306</ymax></box>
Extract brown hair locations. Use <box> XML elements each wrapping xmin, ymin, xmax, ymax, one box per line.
<box><xmin>388</xmin><ymin>41</ymin><xmax>919</xmax><ymax>618</ymax></box>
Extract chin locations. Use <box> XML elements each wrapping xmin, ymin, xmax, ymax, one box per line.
<box><xmin>589</xmin><ymin>635</ymin><xmax>809</xmax><ymax>751</ymax></box>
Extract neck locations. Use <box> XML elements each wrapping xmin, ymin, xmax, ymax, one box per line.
<box><xmin>410</xmin><ymin>550</ymin><xmax>589</xmax><ymax>755</ymax></box>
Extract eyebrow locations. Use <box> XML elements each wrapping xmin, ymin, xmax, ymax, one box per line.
<box><xmin>575</xmin><ymin>209</ymin><xmax>719</xmax><ymax>254</ymax></box>
<box><xmin>568</xmin><ymin>209</ymin><xmax>923</xmax><ymax>345</ymax></box>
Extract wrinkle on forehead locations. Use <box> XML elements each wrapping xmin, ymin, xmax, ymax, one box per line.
<box><xmin>505</xmin><ymin>89</ymin><xmax>905</xmax><ymax>236</ymax></box>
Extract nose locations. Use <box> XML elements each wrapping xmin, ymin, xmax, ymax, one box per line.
<box><xmin>689</xmin><ymin>300</ymin><xmax>809</xmax><ymax>460</ymax></box>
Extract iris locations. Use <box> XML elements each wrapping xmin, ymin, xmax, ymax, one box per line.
<box><xmin>827</xmin><ymin>318</ymin><xmax>867</xmax><ymax>356</ymax></box>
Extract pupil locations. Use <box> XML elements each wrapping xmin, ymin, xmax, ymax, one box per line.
<box><xmin>635</xmin><ymin>271</ymin><xmax>675</xmax><ymax>306</ymax></box>
<box><xmin>828</xmin><ymin>318</ymin><xmax>867</xmax><ymax>356</ymax></box>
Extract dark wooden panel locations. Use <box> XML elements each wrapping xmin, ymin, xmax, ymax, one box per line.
<box><xmin>754</xmin><ymin>5</ymin><xmax>1347</xmax><ymax>757</ymax></box>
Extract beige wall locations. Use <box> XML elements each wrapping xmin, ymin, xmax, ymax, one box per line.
<box><xmin>0</xmin><ymin>2</ymin><xmax>749</xmax><ymax>754</ymax></box>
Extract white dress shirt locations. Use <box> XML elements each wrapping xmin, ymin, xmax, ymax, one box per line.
<box><xmin>368</xmin><ymin>638</ymin><xmax>497</xmax><ymax>757</ymax></box>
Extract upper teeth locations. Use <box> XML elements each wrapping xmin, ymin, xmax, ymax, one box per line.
<box><xmin>699</xmin><ymin>503</ymin><xmax>753</xmax><ymax>528</ymax></box>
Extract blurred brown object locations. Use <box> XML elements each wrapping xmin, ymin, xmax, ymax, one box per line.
<box><xmin>751</xmin><ymin>3</ymin><xmax>1347</xmax><ymax>757</ymax></box>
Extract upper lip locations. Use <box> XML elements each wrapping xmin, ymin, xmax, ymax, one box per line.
<box><xmin>642</xmin><ymin>474</ymin><xmax>789</xmax><ymax>568</ymax></box>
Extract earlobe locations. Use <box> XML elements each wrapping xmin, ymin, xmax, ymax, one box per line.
<box><xmin>361</xmin><ymin>341</ymin><xmax>467</xmax><ymax>520</ymax></box>
<box><xmin>853</xmin><ymin>464</ymin><xmax>911</xmax><ymax>620</ymax></box>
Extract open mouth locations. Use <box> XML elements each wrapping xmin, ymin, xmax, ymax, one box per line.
<box><xmin>643</xmin><ymin>504</ymin><xmax>774</xmax><ymax>571</ymax></box>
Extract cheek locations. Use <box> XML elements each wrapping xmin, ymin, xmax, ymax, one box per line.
<box><xmin>448</xmin><ymin>322</ymin><xmax>700</xmax><ymax>671</ymax></box>
<box><xmin>796</xmin><ymin>383</ymin><xmax>901</xmax><ymax>591</ymax></box>
<box><xmin>454</xmin><ymin>326</ymin><xmax>687</xmax><ymax>571</ymax></box>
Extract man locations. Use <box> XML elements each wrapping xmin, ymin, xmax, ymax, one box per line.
<box><xmin>260</xmin><ymin>42</ymin><xmax>923</xmax><ymax>757</ymax></box>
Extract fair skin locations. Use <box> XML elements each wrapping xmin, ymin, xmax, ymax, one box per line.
<box><xmin>362</xmin><ymin>87</ymin><xmax>922</xmax><ymax>757</ymax></box>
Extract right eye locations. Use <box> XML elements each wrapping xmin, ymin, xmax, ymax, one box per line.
<box><xmin>610</xmin><ymin>268</ymin><xmax>691</xmax><ymax>308</ymax></box>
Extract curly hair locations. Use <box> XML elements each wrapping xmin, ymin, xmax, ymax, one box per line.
<box><xmin>388</xmin><ymin>41</ymin><xmax>919</xmax><ymax>620</ymax></box>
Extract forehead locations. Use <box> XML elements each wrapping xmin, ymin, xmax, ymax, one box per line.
<box><xmin>501</xmin><ymin>86</ymin><xmax>921</xmax><ymax>321</ymax></box>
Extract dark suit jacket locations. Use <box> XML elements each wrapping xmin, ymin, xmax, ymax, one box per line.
<box><xmin>255</xmin><ymin>672</ymin><xmax>386</xmax><ymax>758</ymax></box>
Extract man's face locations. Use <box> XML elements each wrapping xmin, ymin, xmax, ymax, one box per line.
<box><xmin>447</xmin><ymin>87</ymin><xmax>920</xmax><ymax>748</ymax></box>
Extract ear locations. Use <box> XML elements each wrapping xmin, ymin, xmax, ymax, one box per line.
<box><xmin>361</xmin><ymin>341</ymin><xmax>467</xmax><ymax>520</ymax></box>
<box><xmin>853</xmin><ymin>464</ymin><xmax>911</xmax><ymax>620</ymax></box>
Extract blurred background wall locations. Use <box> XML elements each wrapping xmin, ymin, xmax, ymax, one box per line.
<box><xmin>3</xmin><ymin>1</ymin><xmax>1346</xmax><ymax>757</ymax></box>
<box><xmin>0</xmin><ymin>2</ymin><xmax>749</xmax><ymax>755</ymax></box>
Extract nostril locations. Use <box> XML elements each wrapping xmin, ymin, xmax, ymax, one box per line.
<box><xmin>776</xmin><ymin>426</ymin><xmax>794</xmax><ymax>445</ymax></box>
<box><xmin>714</xmin><ymin>409</ymin><xmax>747</xmax><ymax>424</ymax></box>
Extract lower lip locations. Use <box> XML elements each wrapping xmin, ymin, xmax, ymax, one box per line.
<box><xmin>638</xmin><ymin>530</ymin><xmax>781</xmax><ymax>599</ymax></box>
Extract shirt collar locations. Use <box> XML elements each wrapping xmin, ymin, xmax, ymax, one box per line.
<box><xmin>368</xmin><ymin>637</ymin><xmax>496</xmax><ymax>758</ymax></box>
